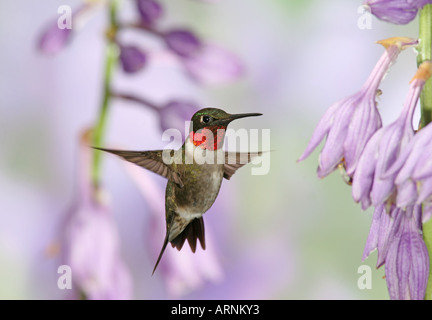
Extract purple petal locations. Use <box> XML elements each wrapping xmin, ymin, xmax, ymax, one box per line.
<box><xmin>395</xmin><ymin>123</ymin><xmax>432</xmax><ymax>184</ymax></box>
<box><xmin>396</xmin><ymin>180</ymin><xmax>418</xmax><ymax>208</ymax></box>
<box><xmin>362</xmin><ymin>205</ymin><xmax>383</xmax><ymax>260</ymax></box>
<box><xmin>344</xmin><ymin>95</ymin><xmax>382</xmax><ymax>176</ymax></box>
<box><xmin>352</xmin><ymin>130</ymin><xmax>383</xmax><ymax>207</ymax></box>
<box><xmin>136</xmin><ymin>0</ymin><xmax>163</xmax><ymax>25</ymax></box>
<box><xmin>364</xmin><ymin>0</ymin><xmax>421</xmax><ymax>24</ymax></box>
<box><xmin>119</xmin><ymin>45</ymin><xmax>147</xmax><ymax>73</ymax></box>
<box><xmin>374</xmin><ymin>123</ymin><xmax>404</xmax><ymax>176</ymax></box>
<box><xmin>370</xmin><ymin>122</ymin><xmax>411</xmax><ymax>206</ymax></box>
<box><xmin>412</xmin><ymin>147</ymin><xmax>432</xmax><ymax>181</ymax></box>
<box><xmin>159</xmin><ymin>100</ymin><xmax>199</xmax><ymax>140</ymax></box>
<box><xmin>384</xmin><ymin>140</ymin><xmax>415</xmax><ymax>181</ymax></box>
<box><xmin>165</xmin><ymin>29</ymin><xmax>202</xmax><ymax>58</ymax></box>
<box><xmin>416</xmin><ymin>177</ymin><xmax>432</xmax><ymax>204</ymax></box>
<box><xmin>63</xmin><ymin>206</ymin><xmax>132</xmax><ymax>300</ymax></box>
<box><xmin>385</xmin><ymin>231</ymin><xmax>428</xmax><ymax>300</ymax></box>
<box><xmin>182</xmin><ymin>44</ymin><xmax>244</xmax><ymax>85</ymax></box>
<box><xmin>38</xmin><ymin>21</ymin><xmax>72</xmax><ymax>55</ymax></box>
<box><xmin>407</xmin><ymin>232</ymin><xmax>429</xmax><ymax>300</ymax></box>
<box><xmin>394</xmin><ymin>232</ymin><xmax>429</xmax><ymax>300</ymax></box>
<box><xmin>376</xmin><ymin>206</ymin><xmax>403</xmax><ymax>267</ymax></box>
<box><xmin>317</xmin><ymin>98</ymin><xmax>357</xmax><ymax>177</ymax></box>
<box><xmin>298</xmin><ymin>99</ymin><xmax>344</xmax><ymax>162</ymax></box>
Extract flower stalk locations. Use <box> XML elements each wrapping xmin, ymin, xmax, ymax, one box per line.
<box><xmin>418</xmin><ymin>3</ymin><xmax>432</xmax><ymax>300</ymax></box>
<box><xmin>419</xmin><ymin>4</ymin><xmax>432</xmax><ymax>128</ymax></box>
<box><xmin>91</xmin><ymin>0</ymin><xmax>120</xmax><ymax>189</ymax></box>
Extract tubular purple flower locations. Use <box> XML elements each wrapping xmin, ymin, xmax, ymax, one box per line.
<box><xmin>352</xmin><ymin>62</ymin><xmax>423</xmax><ymax>209</ymax></box>
<box><xmin>364</xmin><ymin>0</ymin><xmax>432</xmax><ymax>24</ymax></box>
<box><xmin>119</xmin><ymin>45</ymin><xmax>147</xmax><ymax>73</ymax></box>
<box><xmin>380</xmin><ymin>61</ymin><xmax>432</xmax><ymax>207</ymax></box>
<box><xmin>351</xmin><ymin>131</ymin><xmax>383</xmax><ymax>209</ymax></box>
<box><xmin>389</xmin><ymin>124</ymin><xmax>432</xmax><ymax>184</ymax></box>
<box><xmin>363</xmin><ymin>205</ymin><xmax>408</xmax><ymax>267</ymax></box>
<box><xmin>389</xmin><ymin>125</ymin><xmax>432</xmax><ymax>205</ymax></box>
<box><xmin>396</xmin><ymin>180</ymin><xmax>419</xmax><ymax>207</ymax></box>
<box><xmin>136</xmin><ymin>0</ymin><xmax>163</xmax><ymax>26</ymax></box>
<box><xmin>61</xmin><ymin>130</ymin><xmax>132</xmax><ymax>300</ymax></box>
<box><xmin>181</xmin><ymin>43</ymin><xmax>244</xmax><ymax>85</ymax></box>
<box><xmin>158</xmin><ymin>100</ymin><xmax>199</xmax><ymax>140</ymax></box>
<box><xmin>385</xmin><ymin>205</ymin><xmax>428</xmax><ymax>300</ymax></box>
<box><xmin>363</xmin><ymin>204</ymin><xmax>428</xmax><ymax>300</ymax></box>
<box><xmin>38</xmin><ymin>4</ymin><xmax>93</xmax><ymax>54</ymax></box>
<box><xmin>411</xmin><ymin>146</ymin><xmax>432</xmax><ymax>181</ymax></box>
<box><xmin>38</xmin><ymin>22</ymin><xmax>72</xmax><ymax>55</ymax></box>
<box><xmin>164</xmin><ymin>29</ymin><xmax>202</xmax><ymax>58</ymax></box>
<box><xmin>299</xmin><ymin>37</ymin><xmax>417</xmax><ymax>179</ymax></box>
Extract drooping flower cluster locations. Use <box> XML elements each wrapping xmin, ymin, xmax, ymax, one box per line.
<box><xmin>61</xmin><ymin>130</ymin><xmax>132</xmax><ymax>299</ymax></box>
<box><xmin>299</xmin><ymin>33</ymin><xmax>432</xmax><ymax>299</ymax></box>
<box><xmin>38</xmin><ymin>0</ymin><xmax>244</xmax><ymax>134</ymax></box>
<box><xmin>299</xmin><ymin>37</ymin><xmax>417</xmax><ymax>178</ymax></box>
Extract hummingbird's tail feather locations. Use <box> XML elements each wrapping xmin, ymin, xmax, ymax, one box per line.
<box><xmin>171</xmin><ymin>217</ymin><xmax>206</xmax><ymax>252</ymax></box>
<box><xmin>152</xmin><ymin>217</ymin><xmax>206</xmax><ymax>274</ymax></box>
<box><xmin>152</xmin><ymin>232</ymin><xmax>170</xmax><ymax>276</ymax></box>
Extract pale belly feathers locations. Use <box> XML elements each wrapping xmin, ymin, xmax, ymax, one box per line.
<box><xmin>165</xmin><ymin>139</ymin><xmax>225</xmax><ymax>222</ymax></box>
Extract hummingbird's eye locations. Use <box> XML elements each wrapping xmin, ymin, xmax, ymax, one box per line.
<box><xmin>201</xmin><ymin>115</ymin><xmax>212</xmax><ymax>124</ymax></box>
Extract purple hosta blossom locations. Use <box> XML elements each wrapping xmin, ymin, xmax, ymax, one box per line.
<box><xmin>182</xmin><ymin>43</ymin><xmax>244</xmax><ymax>85</ymax></box>
<box><xmin>299</xmin><ymin>37</ymin><xmax>416</xmax><ymax>178</ymax></box>
<box><xmin>123</xmin><ymin>160</ymin><xmax>223</xmax><ymax>297</ymax></box>
<box><xmin>119</xmin><ymin>45</ymin><xmax>147</xmax><ymax>73</ymax></box>
<box><xmin>162</xmin><ymin>30</ymin><xmax>243</xmax><ymax>86</ymax></box>
<box><xmin>164</xmin><ymin>29</ymin><xmax>202</xmax><ymax>58</ymax></box>
<box><xmin>61</xmin><ymin>130</ymin><xmax>132</xmax><ymax>299</ymax></box>
<box><xmin>392</xmin><ymin>123</ymin><xmax>432</xmax><ymax>207</ymax></box>
<box><xmin>363</xmin><ymin>205</ymin><xmax>429</xmax><ymax>300</ymax></box>
<box><xmin>38</xmin><ymin>21</ymin><xmax>73</xmax><ymax>55</ymax></box>
<box><xmin>363</xmin><ymin>205</ymin><xmax>401</xmax><ymax>267</ymax></box>
<box><xmin>352</xmin><ymin>64</ymin><xmax>424</xmax><ymax>209</ymax></box>
<box><xmin>158</xmin><ymin>100</ymin><xmax>199</xmax><ymax>141</ymax></box>
<box><xmin>385</xmin><ymin>205</ymin><xmax>429</xmax><ymax>299</ymax></box>
<box><xmin>389</xmin><ymin>125</ymin><xmax>432</xmax><ymax>204</ymax></box>
<box><xmin>38</xmin><ymin>3</ymin><xmax>93</xmax><ymax>54</ymax></box>
<box><xmin>376</xmin><ymin>61</ymin><xmax>432</xmax><ymax>208</ymax></box>
<box><xmin>364</xmin><ymin>0</ymin><xmax>432</xmax><ymax>24</ymax></box>
<box><xmin>136</xmin><ymin>0</ymin><xmax>163</xmax><ymax>26</ymax></box>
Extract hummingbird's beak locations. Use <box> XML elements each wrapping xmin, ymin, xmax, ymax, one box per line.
<box><xmin>219</xmin><ymin>112</ymin><xmax>263</xmax><ymax>124</ymax></box>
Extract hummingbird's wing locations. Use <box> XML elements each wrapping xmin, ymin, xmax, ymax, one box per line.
<box><xmin>224</xmin><ymin>151</ymin><xmax>262</xmax><ymax>180</ymax></box>
<box><xmin>93</xmin><ymin>147</ymin><xmax>184</xmax><ymax>188</ymax></box>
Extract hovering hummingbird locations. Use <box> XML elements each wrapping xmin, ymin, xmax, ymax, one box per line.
<box><xmin>94</xmin><ymin>108</ymin><xmax>262</xmax><ymax>274</ymax></box>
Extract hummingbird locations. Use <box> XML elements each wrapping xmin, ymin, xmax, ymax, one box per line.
<box><xmin>94</xmin><ymin>108</ymin><xmax>262</xmax><ymax>274</ymax></box>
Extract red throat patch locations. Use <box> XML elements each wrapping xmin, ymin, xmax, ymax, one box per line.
<box><xmin>190</xmin><ymin>126</ymin><xmax>226</xmax><ymax>151</ymax></box>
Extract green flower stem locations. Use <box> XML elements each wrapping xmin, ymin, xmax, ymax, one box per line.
<box><xmin>419</xmin><ymin>4</ymin><xmax>432</xmax><ymax>128</ymax></box>
<box><xmin>418</xmin><ymin>4</ymin><xmax>432</xmax><ymax>300</ymax></box>
<box><xmin>91</xmin><ymin>0</ymin><xmax>120</xmax><ymax>188</ymax></box>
